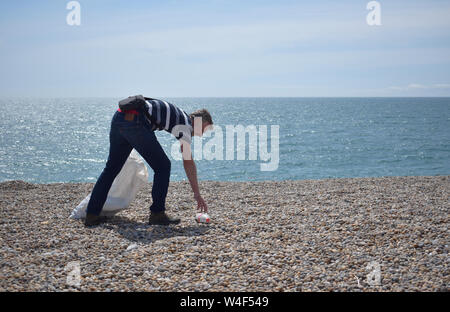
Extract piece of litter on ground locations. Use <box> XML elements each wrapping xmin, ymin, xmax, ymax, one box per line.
<box><xmin>126</xmin><ymin>243</ymin><xmax>138</xmax><ymax>251</ymax></box>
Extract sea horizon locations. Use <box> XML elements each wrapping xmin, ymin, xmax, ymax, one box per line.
<box><xmin>2</xmin><ymin>96</ymin><xmax>450</xmax><ymax>99</ymax></box>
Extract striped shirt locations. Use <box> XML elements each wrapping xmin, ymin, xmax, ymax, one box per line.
<box><xmin>144</xmin><ymin>98</ymin><xmax>193</xmax><ymax>144</ymax></box>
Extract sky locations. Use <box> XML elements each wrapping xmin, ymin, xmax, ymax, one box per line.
<box><xmin>1</xmin><ymin>0</ymin><xmax>450</xmax><ymax>97</ymax></box>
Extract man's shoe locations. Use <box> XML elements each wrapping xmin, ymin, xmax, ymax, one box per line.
<box><xmin>84</xmin><ymin>213</ymin><xmax>107</xmax><ymax>227</ymax></box>
<box><xmin>149</xmin><ymin>212</ymin><xmax>181</xmax><ymax>225</ymax></box>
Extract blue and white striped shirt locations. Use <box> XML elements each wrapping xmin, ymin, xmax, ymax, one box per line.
<box><xmin>144</xmin><ymin>98</ymin><xmax>193</xmax><ymax>144</ymax></box>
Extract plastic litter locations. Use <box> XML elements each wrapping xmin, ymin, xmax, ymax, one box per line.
<box><xmin>195</xmin><ymin>213</ymin><xmax>211</xmax><ymax>223</ymax></box>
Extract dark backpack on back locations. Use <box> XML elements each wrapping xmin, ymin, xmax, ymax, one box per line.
<box><xmin>118</xmin><ymin>95</ymin><xmax>156</xmax><ymax>111</ymax></box>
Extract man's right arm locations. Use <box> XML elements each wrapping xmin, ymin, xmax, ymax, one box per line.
<box><xmin>181</xmin><ymin>143</ymin><xmax>208</xmax><ymax>212</ymax></box>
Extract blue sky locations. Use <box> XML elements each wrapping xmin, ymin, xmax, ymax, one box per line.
<box><xmin>1</xmin><ymin>0</ymin><xmax>450</xmax><ymax>97</ymax></box>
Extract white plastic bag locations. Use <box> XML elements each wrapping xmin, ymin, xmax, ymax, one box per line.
<box><xmin>70</xmin><ymin>149</ymin><xmax>149</xmax><ymax>219</ymax></box>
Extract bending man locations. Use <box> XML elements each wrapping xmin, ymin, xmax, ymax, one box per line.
<box><xmin>84</xmin><ymin>96</ymin><xmax>213</xmax><ymax>226</ymax></box>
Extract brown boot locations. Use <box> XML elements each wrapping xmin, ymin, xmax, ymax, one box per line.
<box><xmin>84</xmin><ymin>213</ymin><xmax>107</xmax><ymax>227</ymax></box>
<box><xmin>149</xmin><ymin>212</ymin><xmax>181</xmax><ymax>225</ymax></box>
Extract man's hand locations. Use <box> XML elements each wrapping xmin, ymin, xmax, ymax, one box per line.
<box><xmin>194</xmin><ymin>193</ymin><xmax>208</xmax><ymax>213</ymax></box>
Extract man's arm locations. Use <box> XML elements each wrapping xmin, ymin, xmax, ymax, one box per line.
<box><xmin>181</xmin><ymin>143</ymin><xmax>208</xmax><ymax>212</ymax></box>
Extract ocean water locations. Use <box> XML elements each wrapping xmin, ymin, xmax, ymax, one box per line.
<box><xmin>0</xmin><ymin>97</ymin><xmax>449</xmax><ymax>183</ymax></box>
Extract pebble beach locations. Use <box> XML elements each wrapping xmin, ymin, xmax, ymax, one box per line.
<box><xmin>0</xmin><ymin>176</ymin><xmax>448</xmax><ymax>292</ymax></box>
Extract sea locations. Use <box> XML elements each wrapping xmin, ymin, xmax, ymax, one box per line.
<box><xmin>0</xmin><ymin>97</ymin><xmax>449</xmax><ymax>183</ymax></box>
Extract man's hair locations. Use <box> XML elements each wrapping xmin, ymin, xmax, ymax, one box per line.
<box><xmin>190</xmin><ymin>109</ymin><xmax>213</xmax><ymax>125</ymax></box>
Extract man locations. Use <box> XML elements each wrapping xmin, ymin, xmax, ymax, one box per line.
<box><xmin>84</xmin><ymin>96</ymin><xmax>213</xmax><ymax>226</ymax></box>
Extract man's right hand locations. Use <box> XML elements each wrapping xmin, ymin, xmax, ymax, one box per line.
<box><xmin>195</xmin><ymin>193</ymin><xmax>208</xmax><ymax>213</ymax></box>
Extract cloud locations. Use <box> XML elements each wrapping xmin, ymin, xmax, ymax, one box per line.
<box><xmin>388</xmin><ymin>83</ymin><xmax>450</xmax><ymax>91</ymax></box>
<box><xmin>434</xmin><ymin>83</ymin><xmax>450</xmax><ymax>89</ymax></box>
<box><xmin>408</xmin><ymin>83</ymin><xmax>427</xmax><ymax>89</ymax></box>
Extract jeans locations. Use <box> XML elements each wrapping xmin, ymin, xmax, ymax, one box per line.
<box><xmin>86</xmin><ymin>109</ymin><xmax>171</xmax><ymax>216</ymax></box>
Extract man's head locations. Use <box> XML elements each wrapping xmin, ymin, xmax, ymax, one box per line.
<box><xmin>190</xmin><ymin>109</ymin><xmax>213</xmax><ymax>136</ymax></box>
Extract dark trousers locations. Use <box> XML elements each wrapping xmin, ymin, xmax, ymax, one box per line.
<box><xmin>86</xmin><ymin>109</ymin><xmax>171</xmax><ymax>216</ymax></box>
